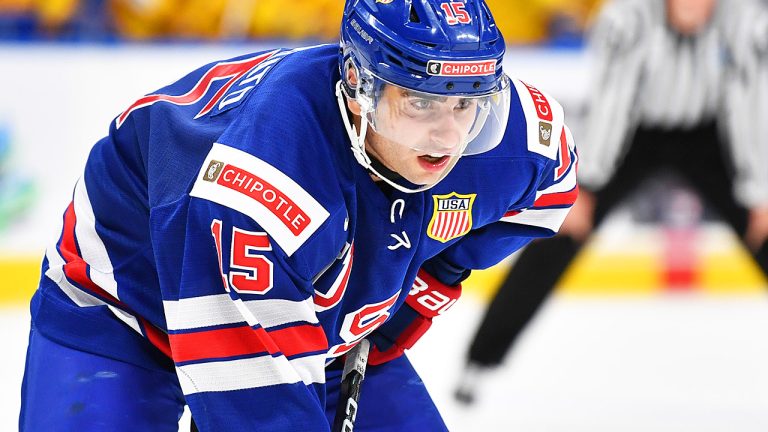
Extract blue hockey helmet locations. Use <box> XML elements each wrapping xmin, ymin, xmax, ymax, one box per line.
<box><xmin>340</xmin><ymin>0</ymin><xmax>507</xmax><ymax>96</ymax></box>
<box><xmin>337</xmin><ymin>0</ymin><xmax>511</xmax><ymax>192</ymax></box>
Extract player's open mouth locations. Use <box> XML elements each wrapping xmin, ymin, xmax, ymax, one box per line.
<box><xmin>418</xmin><ymin>154</ymin><xmax>450</xmax><ymax>172</ymax></box>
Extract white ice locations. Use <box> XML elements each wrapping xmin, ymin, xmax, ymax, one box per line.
<box><xmin>4</xmin><ymin>292</ymin><xmax>768</xmax><ymax>431</ymax></box>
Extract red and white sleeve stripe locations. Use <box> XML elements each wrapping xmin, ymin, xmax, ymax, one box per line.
<box><xmin>501</xmin><ymin>125</ymin><xmax>578</xmax><ymax>232</ymax></box>
<box><xmin>164</xmin><ymin>294</ymin><xmax>328</xmax><ymax>395</ymax></box>
<box><xmin>45</xmin><ymin>175</ymin><xmax>173</xmax><ymax>355</ymax></box>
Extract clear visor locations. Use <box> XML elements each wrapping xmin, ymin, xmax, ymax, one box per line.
<box><xmin>359</xmin><ymin>72</ymin><xmax>511</xmax><ymax>157</ymax></box>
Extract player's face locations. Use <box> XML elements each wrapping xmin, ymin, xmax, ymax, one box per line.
<box><xmin>364</xmin><ymin>85</ymin><xmax>476</xmax><ymax>185</ymax></box>
<box><xmin>667</xmin><ymin>0</ymin><xmax>717</xmax><ymax>35</ymax></box>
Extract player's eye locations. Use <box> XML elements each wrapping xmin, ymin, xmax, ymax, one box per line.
<box><xmin>455</xmin><ymin>98</ymin><xmax>474</xmax><ymax>111</ymax></box>
<box><xmin>409</xmin><ymin>97</ymin><xmax>433</xmax><ymax>110</ymax></box>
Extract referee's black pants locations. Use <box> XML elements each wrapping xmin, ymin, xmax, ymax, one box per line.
<box><xmin>466</xmin><ymin>123</ymin><xmax>768</xmax><ymax>367</ymax></box>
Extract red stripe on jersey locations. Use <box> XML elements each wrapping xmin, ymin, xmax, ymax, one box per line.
<box><xmin>503</xmin><ymin>210</ymin><xmax>522</xmax><ymax>218</ymax></box>
<box><xmin>197</xmin><ymin>78</ymin><xmax>238</xmax><ymax>118</ymax></box>
<box><xmin>59</xmin><ymin>201</ymin><xmax>127</xmax><ymax>309</ymax></box>
<box><xmin>314</xmin><ymin>245</ymin><xmax>354</xmax><ymax>310</ymax></box>
<box><xmin>59</xmin><ymin>200</ymin><xmax>171</xmax><ymax>359</ymax></box>
<box><xmin>270</xmin><ymin>324</ymin><xmax>329</xmax><ymax>357</ymax></box>
<box><xmin>58</xmin><ymin>202</ymin><xmax>79</xmax><ymax>262</ymax></box>
<box><xmin>116</xmin><ymin>51</ymin><xmax>277</xmax><ymax>128</ymax></box>
<box><xmin>555</xmin><ymin>127</ymin><xmax>572</xmax><ymax>180</ymax></box>
<box><xmin>139</xmin><ymin>317</ymin><xmax>173</xmax><ymax>358</ymax></box>
<box><xmin>170</xmin><ymin>323</ymin><xmax>328</xmax><ymax>364</ymax></box>
<box><xmin>534</xmin><ymin>185</ymin><xmax>579</xmax><ymax>208</ymax></box>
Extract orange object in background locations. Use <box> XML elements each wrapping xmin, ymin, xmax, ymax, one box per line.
<box><xmin>108</xmin><ymin>0</ymin><xmax>345</xmax><ymax>41</ymax></box>
<box><xmin>247</xmin><ymin>0</ymin><xmax>344</xmax><ymax>40</ymax></box>
<box><xmin>2</xmin><ymin>0</ymin><xmax>604</xmax><ymax>43</ymax></box>
<box><xmin>485</xmin><ymin>0</ymin><xmax>605</xmax><ymax>44</ymax></box>
<box><xmin>108</xmin><ymin>0</ymin><xmax>179</xmax><ymax>40</ymax></box>
<box><xmin>0</xmin><ymin>0</ymin><xmax>79</xmax><ymax>34</ymax></box>
<box><xmin>34</xmin><ymin>0</ymin><xmax>80</xmax><ymax>31</ymax></box>
<box><xmin>0</xmin><ymin>0</ymin><xmax>33</xmax><ymax>14</ymax></box>
<box><xmin>106</xmin><ymin>0</ymin><xmax>603</xmax><ymax>43</ymax></box>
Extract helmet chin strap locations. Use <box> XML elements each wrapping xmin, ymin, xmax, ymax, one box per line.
<box><xmin>335</xmin><ymin>80</ymin><xmax>456</xmax><ymax>194</ymax></box>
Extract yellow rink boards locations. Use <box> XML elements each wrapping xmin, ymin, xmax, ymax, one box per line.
<box><xmin>462</xmin><ymin>225</ymin><xmax>767</xmax><ymax>301</ymax></box>
<box><xmin>0</xmin><ymin>255</ymin><xmax>41</xmax><ymax>305</ymax></box>
<box><xmin>2</xmin><ymin>227</ymin><xmax>766</xmax><ymax>306</ymax></box>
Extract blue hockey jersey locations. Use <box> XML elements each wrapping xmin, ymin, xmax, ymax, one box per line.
<box><xmin>30</xmin><ymin>44</ymin><xmax>577</xmax><ymax>430</ymax></box>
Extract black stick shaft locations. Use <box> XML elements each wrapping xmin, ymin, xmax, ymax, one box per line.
<box><xmin>332</xmin><ymin>339</ymin><xmax>370</xmax><ymax>432</ymax></box>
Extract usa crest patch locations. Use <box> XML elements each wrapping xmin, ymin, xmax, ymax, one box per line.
<box><xmin>427</xmin><ymin>193</ymin><xmax>476</xmax><ymax>242</ymax></box>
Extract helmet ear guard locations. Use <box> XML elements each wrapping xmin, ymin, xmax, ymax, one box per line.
<box><xmin>340</xmin><ymin>57</ymin><xmax>357</xmax><ymax>100</ymax></box>
<box><xmin>340</xmin><ymin>55</ymin><xmax>380</xmax><ymax>116</ymax></box>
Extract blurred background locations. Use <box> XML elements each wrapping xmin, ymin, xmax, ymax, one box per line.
<box><xmin>1</xmin><ymin>0</ymin><xmax>767</xmax><ymax>431</ymax></box>
<box><xmin>0</xmin><ymin>0</ymin><xmax>601</xmax><ymax>43</ymax></box>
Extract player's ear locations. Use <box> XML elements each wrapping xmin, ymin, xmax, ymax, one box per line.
<box><xmin>345</xmin><ymin>64</ymin><xmax>362</xmax><ymax>116</ymax></box>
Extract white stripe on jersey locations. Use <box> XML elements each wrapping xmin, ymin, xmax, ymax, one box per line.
<box><xmin>501</xmin><ymin>207</ymin><xmax>572</xmax><ymax>232</ymax></box>
<box><xmin>107</xmin><ymin>305</ymin><xmax>143</xmax><ymax>335</ymax></box>
<box><xmin>73</xmin><ymin>175</ymin><xmax>120</xmax><ymax>300</ymax></box>
<box><xmin>176</xmin><ymin>352</ymin><xmax>326</xmax><ymax>395</ymax></box>
<box><xmin>164</xmin><ymin>295</ymin><xmax>318</xmax><ymax>331</ymax></box>
<box><xmin>45</xmin><ymin>249</ymin><xmax>104</xmax><ymax>308</ymax></box>
<box><xmin>536</xmin><ymin>165</ymin><xmax>577</xmax><ymax>200</ymax></box>
<box><xmin>43</xmin><ymin>178</ymin><xmax>144</xmax><ymax>336</ymax></box>
<box><xmin>44</xmin><ymin>227</ymin><xmax>100</xmax><ymax>307</ymax></box>
<box><xmin>45</xmin><ymin>244</ymin><xmax>144</xmax><ymax>334</ymax></box>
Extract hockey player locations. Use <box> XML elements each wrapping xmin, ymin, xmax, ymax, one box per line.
<box><xmin>455</xmin><ymin>0</ymin><xmax>768</xmax><ymax>405</ymax></box>
<box><xmin>19</xmin><ymin>0</ymin><xmax>577</xmax><ymax>430</ymax></box>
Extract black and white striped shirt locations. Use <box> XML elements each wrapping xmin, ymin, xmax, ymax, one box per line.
<box><xmin>578</xmin><ymin>0</ymin><xmax>768</xmax><ymax>207</ymax></box>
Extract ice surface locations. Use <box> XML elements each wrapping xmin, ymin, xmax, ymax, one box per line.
<box><xmin>5</xmin><ymin>292</ymin><xmax>768</xmax><ymax>431</ymax></box>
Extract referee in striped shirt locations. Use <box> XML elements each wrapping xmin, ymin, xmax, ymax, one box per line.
<box><xmin>456</xmin><ymin>0</ymin><xmax>768</xmax><ymax>404</ymax></box>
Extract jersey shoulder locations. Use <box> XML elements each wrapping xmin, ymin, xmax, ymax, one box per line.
<box><xmin>187</xmin><ymin>46</ymin><xmax>350</xmax><ymax>273</ymax></box>
<box><xmin>121</xmin><ymin>46</ymin><xmax>339</xmax><ymax>210</ymax></box>
<box><xmin>495</xmin><ymin>77</ymin><xmax>567</xmax><ymax>163</ymax></box>
<box><xmin>188</xmin><ymin>139</ymin><xmax>350</xmax><ymax>283</ymax></box>
<box><xmin>235</xmin><ymin>44</ymin><xmax>341</xmax><ymax>116</ymax></box>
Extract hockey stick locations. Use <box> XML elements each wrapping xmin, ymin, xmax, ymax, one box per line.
<box><xmin>332</xmin><ymin>339</ymin><xmax>371</xmax><ymax>432</ymax></box>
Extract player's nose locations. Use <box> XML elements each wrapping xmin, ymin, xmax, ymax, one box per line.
<box><xmin>428</xmin><ymin>115</ymin><xmax>464</xmax><ymax>153</ymax></box>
